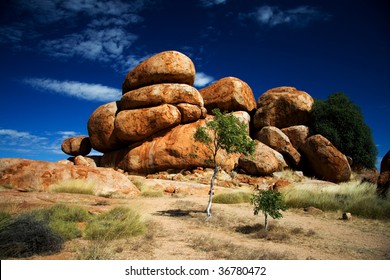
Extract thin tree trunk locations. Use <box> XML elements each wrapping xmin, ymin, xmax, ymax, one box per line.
<box><xmin>206</xmin><ymin>165</ymin><xmax>219</xmax><ymax>218</ymax></box>
<box><xmin>264</xmin><ymin>212</ymin><xmax>269</xmax><ymax>231</ymax></box>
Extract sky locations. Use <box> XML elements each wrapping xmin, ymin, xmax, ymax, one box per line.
<box><xmin>0</xmin><ymin>0</ymin><xmax>389</xmax><ymax>169</ymax></box>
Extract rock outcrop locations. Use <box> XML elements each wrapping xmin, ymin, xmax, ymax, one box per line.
<box><xmin>0</xmin><ymin>158</ymin><xmax>139</xmax><ymax>197</ymax></box>
<box><xmin>253</xmin><ymin>86</ymin><xmax>314</xmax><ymax>129</ymax></box>
<box><xmin>199</xmin><ymin>77</ymin><xmax>257</xmax><ymax>113</ymax></box>
<box><xmin>122</xmin><ymin>50</ymin><xmax>195</xmax><ymax>93</ymax></box>
<box><xmin>300</xmin><ymin>135</ymin><xmax>351</xmax><ymax>183</ymax></box>
<box><xmin>377</xmin><ymin>150</ymin><xmax>390</xmax><ymax>197</ymax></box>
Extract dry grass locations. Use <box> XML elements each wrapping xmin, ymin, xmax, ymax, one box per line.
<box><xmin>51</xmin><ymin>179</ymin><xmax>96</xmax><ymax>196</ymax></box>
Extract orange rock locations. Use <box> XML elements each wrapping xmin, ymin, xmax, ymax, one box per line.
<box><xmin>0</xmin><ymin>158</ymin><xmax>140</xmax><ymax>196</ymax></box>
<box><xmin>87</xmin><ymin>102</ymin><xmax>123</xmax><ymax>153</ymax></box>
<box><xmin>281</xmin><ymin>125</ymin><xmax>309</xmax><ymax>150</ymax></box>
<box><xmin>300</xmin><ymin>135</ymin><xmax>351</xmax><ymax>183</ymax></box>
<box><xmin>114</xmin><ymin>104</ymin><xmax>181</xmax><ymax>143</ymax></box>
<box><xmin>122</xmin><ymin>51</ymin><xmax>195</xmax><ymax>92</ymax></box>
<box><xmin>199</xmin><ymin>77</ymin><xmax>257</xmax><ymax>113</ymax></box>
<box><xmin>175</xmin><ymin>103</ymin><xmax>203</xmax><ymax>123</ymax></box>
<box><xmin>119</xmin><ymin>83</ymin><xmax>204</xmax><ymax>109</ymax></box>
<box><xmin>254</xmin><ymin>86</ymin><xmax>314</xmax><ymax>129</ymax></box>
<box><xmin>61</xmin><ymin>136</ymin><xmax>91</xmax><ymax>156</ymax></box>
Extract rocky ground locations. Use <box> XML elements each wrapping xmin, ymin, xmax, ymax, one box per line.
<box><xmin>1</xmin><ymin>172</ymin><xmax>389</xmax><ymax>260</ymax></box>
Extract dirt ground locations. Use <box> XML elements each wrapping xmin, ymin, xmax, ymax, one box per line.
<box><xmin>1</xmin><ymin>188</ymin><xmax>389</xmax><ymax>260</ymax></box>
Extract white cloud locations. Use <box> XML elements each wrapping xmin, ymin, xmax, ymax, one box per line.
<box><xmin>0</xmin><ymin>129</ymin><xmax>47</xmax><ymax>142</ymax></box>
<box><xmin>249</xmin><ymin>5</ymin><xmax>328</xmax><ymax>27</ymax></box>
<box><xmin>200</xmin><ymin>0</ymin><xmax>227</xmax><ymax>7</ymax></box>
<box><xmin>194</xmin><ymin>72</ymin><xmax>215</xmax><ymax>88</ymax></box>
<box><xmin>24</xmin><ymin>78</ymin><xmax>121</xmax><ymax>102</ymax></box>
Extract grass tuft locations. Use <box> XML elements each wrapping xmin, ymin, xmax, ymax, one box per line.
<box><xmin>212</xmin><ymin>192</ymin><xmax>252</xmax><ymax>204</ymax></box>
<box><xmin>84</xmin><ymin>207</ymin><xmax>146</xmax><ymax>240</ymax></box>
<box><xmin>51</xmin><ymin>179</ymin><xmax>96</xmax><ymax>195</ymax></box>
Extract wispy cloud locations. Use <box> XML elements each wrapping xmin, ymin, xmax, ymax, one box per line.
<box><xmin>0</xmin><ymin>0</ymin><xmax>152</xmax><ymax>72</ymax></box>
<box><xmin>24</xmin><ymin>78</ymin><xmax>121</xmax><ymax>102</ymax></box>
<box><xmin>194</xmin><ymin>72</ymin><xmax>215</xmax><ymax>88</ymax></box>
<box><xmin>0</xmin><ymin>129</ymin><xmax>83</xmax><ymax>157</ymax></box>
<box><xmin>200</xmin><ymin>0</ymin><xmax>227</xmax><ymax>7</ymax></box>
<box><xmin>244</xmin><ymin>5</ymin><xmax>329</xmax><ymax>28</ymax></box>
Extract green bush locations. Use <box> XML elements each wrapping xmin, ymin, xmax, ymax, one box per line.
<box><xmin>84</xmin><ymin>207</ymin><xmax>145</xmax><ymax>240</ymax></box>
<box><xmin>213</xmin><ymin>192</ymin><xmax>251</xmax><ymax>204</ymax></box>
<box><xmin>0</xmin><ymin>214</ymin><xmax>63</xmax><ymax>258</ymax></box>
<box><xmin>309</xmin><ymin>93</ymin><xmax>377</xmax><ymax>169</ymax></box>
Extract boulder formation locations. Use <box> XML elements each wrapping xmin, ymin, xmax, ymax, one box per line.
<box><xmin>61</xmin><ymin>136</ymin><xmax>91</xmax><ymax>156</ymax></box>
<box><xmin>57</xmin><ymin>49</ymin><xmax>353</xmax><ymax>184</ymax></box>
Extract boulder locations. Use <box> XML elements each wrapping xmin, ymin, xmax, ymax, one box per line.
<box><xmin>0</xmin><ymin>158</ymin><xmax>139</xmax><ymax>196</ymax></box>
<box><xmin>73</xmin><ymin>155</ymin><xmax>101</xmax><ymax>168</ymax></box>
<box><xmin>101</xmin><ymin>113</ymin><xmax>250</xmax><ymax>175</ymax></box>
<box><xmin>87</xmin><ymin>102</ymin><xmax>123</xmax><ymax>153</ymax></box>
<box><xmin>114</xmin><ymin>104</ymin><xmax>181</xmax><ymax>143</ymax></box>
<box><xmin>300</xmin><ymin>135</ymin><xmax>351</xmax><ymax>183</ymax></box>
<box><xmin>255</xmin><ymin>126</ymin><xmax>301</xmax><ymax>166</ymax></box>
<box><xmin>281</xmin><ymin>125</ymin><xmax>310</xmax><ymax>150</ymax></box>
<box><xmin>377</xmin><ymin>150</ymin><xmax>390</xmax><ymax>197</ymax></box>
<box><xmin>122</xmin><ymin>50</ymin><xmax>195</xmax><ymax>93</ymax></box>
<box><xmin>61</xmin><ymin>136</ymin><xmax>92</xmax><ymax>156</ymax></box>
<box><xmin>199</xmin><ymin>77</ymin><xmax>257</xmax><ymax>113</ymax></box>
<box><xmin>238</xmin><ymin>141</ymin><xmax>284</xmax><ymax>176</ymax></box>
<box><xmin>253</xmin><ymin>86</ymin><xmax>314</xmax><ymax>129</ymax></box>
<box><xmin>118</xmin><ymin>83</ymin><xmax>204</xmax><ymax>110</ymax></box>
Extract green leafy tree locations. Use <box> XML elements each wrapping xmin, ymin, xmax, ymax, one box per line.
<box><xmin>251</xmin><ymin>189</ymin><xmax>287</xmax><ymax>231</ymax></box>
<box><xmin>310</xmin><ymin>93</ymin><xmax>377</xmax><ymax>169</ymax></box>
<box><xmin>194</xmin><ymin>108</ymin><xmax>255</xmax><ymax>218</ymax></box>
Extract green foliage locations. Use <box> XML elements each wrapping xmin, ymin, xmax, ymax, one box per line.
<box><xmin>194</xmin><ymin>108</ymin><xmax>256</xmax><ymax>164</ymax></box>
<box><xmin>213</xmin><ymin>192</ymin><xmax>252</xmax><ymax>204</ymax></box>
<box><xmin>51</xmin><ymin>179</ymin><xmax>96</xmax><ymax>195</ymax></box>
<box><xmin>251</xmin><ymin>190</ymin><xmax>287</xmax><ymax>230</ymax></box>
<box><xmin>84</xmin><ymin>207</ymin><xmax>145</xmax><ymax>240</ymax></box>
<box><xmin>309</xmin><ymin>93</ymin><xmax>377</xmax><ymax>169</ymax></box>
<box><xmin>0</xmin><ymin>214</ymin><xmax>63</xmax><ymax>258</ymax></box>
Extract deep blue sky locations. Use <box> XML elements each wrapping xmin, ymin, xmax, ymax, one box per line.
<box><xmin>0</xmin><ymin>0</ymin><xmax>389</xmax><ymax>168</ymax></box>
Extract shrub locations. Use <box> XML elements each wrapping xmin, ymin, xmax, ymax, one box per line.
<box><xmin>309</xmin><ymin>93</ymin><xmax>377</xmax><ymax>169</ymax></box>
<box><xmin>0</xmin><ymin>214</ymin><xmax>63</xmax><ymax>258</ymax></box>
<box><xmin>84</xmin><ymin>207</ymin><xmax>145</xmax><ymax>240</ymax></box>
<box><xmin>213</xmin><ymin>192</ymin><xmax>251</xmax><ymax>204</ymax></box>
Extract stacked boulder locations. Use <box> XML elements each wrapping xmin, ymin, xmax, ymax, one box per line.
<box><xmin>61</xmin><ymin>50</ymin><xmax>352</xmax><ymax>183</ymax></box>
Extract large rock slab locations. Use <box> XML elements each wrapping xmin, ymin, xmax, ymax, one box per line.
<box><xmin>238</xmin><ymin>141</ymin><xmax>284</xmax><ymax>176</ymax></box>
<box><xmin>87</xmin><ymin>102</ymin><xmax>123</xmax><ymax>153</ymax></box>
<box><xmin>101</xmin><ymin>113</ymin><xmax>251</xmax><ymax>175</ymax></box>
<box><xmin>253</xmin><ymin>86</ymin><xmax>314</xmax><ymax>129</ymax></box>
<box><xmin>114</xmin><ymin>104</ymin><xmax>181</xmax><ymax>143</ymax></box>
<box><xmin>300</xmin><ymin>135</ymin><xmax>351</xmax><ymax>183</ymax></box>
<box><xmin>255</xmin><ymin>126</ymin><xmax>301</xmax><ymax>166</ymax></box>
<box><xmin>199</xmin><ymin>77</ymin><xmax>257</xmax><ymax>113</ymax></box>
<box><xmin>122</xmin><ymin>51</ymin><xmax>196</xmax><ymax>93</ymax></box>
<box><xmin>0</xmin><ymin>158</ymin><xmax>139</xmax><ymax>197</ymax></box>
<box><xmin>119</xmin><ymin>83</ymin><xmax>204</xmax><ymax>110</ymax></box>
<box><xmin>61</xmin><ymin>136</ymin><xmax>91</xmax><ymax>156</ymax></box>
